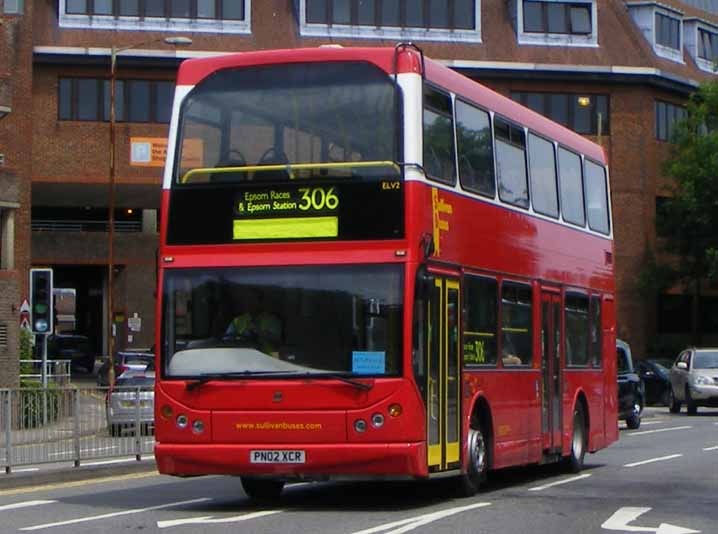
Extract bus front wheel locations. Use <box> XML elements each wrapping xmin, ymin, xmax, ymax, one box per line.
<box><xmin>241</xmin><ymin>477</ymin><xmax>285</xmax><ymax>501</ymax></box>
<box><xmin>458</xmin><ymin>424</ymin><xmax>489</xmax><ymax>496</ymax></box>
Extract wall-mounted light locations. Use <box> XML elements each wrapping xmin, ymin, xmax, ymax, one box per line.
<box><xmin>0</xmin><ymin>106</ymin><xmax>11</xmax><ymax>120</ymax></box>
<box><xmin>577</xmin><ymin>96</ymin><xmax>591</xmax><ymax>107</ymax></box>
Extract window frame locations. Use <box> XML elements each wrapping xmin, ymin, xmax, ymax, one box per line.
<box><xmin>557</xmin><ymin>146</ymin><xmax>586</xmax><ymax>228</ymax></box>
<box><xmin>527</xmin><ymin>132</ymin><xmax>560</xmax><ymax>219</ymax></box>
<box><xmin>564</xmin><ymin>290</ymin><xmax>590</xmax><ymax>367</ymax></box>
<box><xmin>583</xmin><ymin>158</ymin><xmax>610</xmax><ymax>235</ymax></box>
<box><xmin>422</xmin><ymin>84</ymin><xmax>457</xmax><ymax>186</ymax></box>
<box><xmin>655</xmin><ymin>100</ymin><xmax>687</xmax><ymax>143</ymax></box>
<box><xmin>522</xmin><ymin>1</ymin><xmax>592</xmax><ymax>35</ymax></box>
<box><xmin>511</xmin><ymin>91</ymin><xmax>610</xmax><ymax>136</ymax></box>
<box><xmin>455</xmin><ymin>96</ymin><xmax>496</xmax><ymax>199</ymax></box>
<box><xmin>499</xmin><ymin>280</ymin><xmax>533</xmax><ymax>367</ymax></box>
<box><xmin>494</xmin><ymin>116</ymin><xmax>529</xmax><ymax>209</ymax></box>
<box><xmin>517</xmin><ymin>0</ymin><xmax>597</xmax><ymax>47</ymax></box>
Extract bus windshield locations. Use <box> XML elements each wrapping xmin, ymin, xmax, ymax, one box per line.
<box><xmin>162</xmin><ymin>265</ymin><xmax>403</xmax><ymax>378</ymax></box>
<box><xmin>175</xmin><ymin>61</ymin><xmax>401</xmax><ymax>184</ymax></box>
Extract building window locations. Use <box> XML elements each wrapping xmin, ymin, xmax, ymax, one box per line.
<box><xmin>698</xmin><ymin>28</ymin><xmax>718</xmax><ymax>62</ymax></box>
<box><xmin>655</xmin><ymin>100</ymin><xmax>687</xmax><ymax>142</ymax></box>
<box><xmin>58</xmin><ymin>78</ymin><xmax>174</xmax><ymax>124</ymax></box>
<box><xmin>0</xmin><ymin>207</ymin><xmax>16</xmax><ymax>270</ymax></box>
<box><xmin>301</xmin><ymin>0</ymin><xmax>480</xmax><ymax>42</ymax></box>
<box><xmin>655</xmin><ymin>12</ymin><xmax>681</xmax><ymax>50</ymax></box>
<box><xmin>511</xmin><ymin>92</ymin><xmax>609</xmax><ymax>135</ymax></box>
<box><xmin>523</xmin><ymin>1</ymin><xmax>591</xmax><ymax>35</ymax></box>
<box><xmin>3</xmin><ymin>0</ymin><xmax>24</xmax><ymax>14</ymax></box>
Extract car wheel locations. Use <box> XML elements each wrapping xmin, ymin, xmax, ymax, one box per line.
<box><xmin>563</xmin><ymin>404</ymin><xmax>587</xmax><ymax>473</ymax></box>
<box><xmin>668</xmin><ymin>388</ymin><xmax>681</xmax><ymax>413</ymax></box>
<box><xmin>685</xmin><ymin>387</ymin><xmax>698</xmax><ymax>415</ymax></box>
<box><xmin>240</xmin><ymin>477</ymin><xmax>285</xmax><ymax>501</ymax></box>
<box><xmin>626</xmin><ymin>402</ymin><xmax>641</xmax><ymax>430</ymax></box>
<box><xmin>458</xmin><ymin>423</ymin><xmax>489</xmax><ymax>496</ymax></box>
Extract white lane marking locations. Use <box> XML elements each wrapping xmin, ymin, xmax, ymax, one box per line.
<box><xmin>49</xmin><ymin>447</ymin><xmax>118</xmax><ymax>457</ymax></box>
<box><xmin>0</xmin><ymin>500</ymin><xmax>56</xmax><ymax>512</ymax></box>
<box><xmin>349</xmin><ymin>502</ymin><xmax>491</xmax><ymax>534</ymax></box>
<box><xmin>8</xmin><ymin>468</ymin><xmax>40</xmax><ymax>474</ymax></box>
<box><xmin>702</xmin><ymin>445</ymin><xmax>718</xmax><ymax>451</ymax></box>
<box><xmin>638</xmin><ymin>420</ymin><xmax>668</xmax><ymax>426</ymax></box>
<box><xmin>528</xmin><ymin>474</ymin><xmax>592</xmax><ymax>492</ymax></box>
<box><xmin>628</xmin><ymin>426</ymin><xmax>692</xmax><ymax>436</ymax></box>
<box><xmin>20</xmin><ymin>497</ymin><xmax>211</xmax><ymax>531</ymax></box>
<box><xmin>601</xmin><ymin>506</ymin><xmax>700</xmax><ymax>533</ymax></box>
<box><xmin>624</xmin><ymin>454</ymin><xmax>683</xmax><ymax>468</ymax></box>
<box><xmin>81</xmin><ymin>458</ymin><xmax>150</xmax><ymax>467</ymax></box>
<box><xmin>158</xmin><ymin>510</ymin><xmax>281</xmax><ymax>528</ymax></box>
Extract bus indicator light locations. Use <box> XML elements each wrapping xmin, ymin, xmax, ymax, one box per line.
<box><xmin>388</xmin><ymin>404</ymin><xmax>402</xmax><ymax>417</ymax></box>
<box><xmin>160</xmin><ymin>405</ymin><xmax>173</xmax><ymax>419</ymax></box>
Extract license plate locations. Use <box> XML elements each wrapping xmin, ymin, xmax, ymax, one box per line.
<box><xmin>250</xmin><ymin>450</ymin><xmax>306</xmax><ymax>464</ymax></box>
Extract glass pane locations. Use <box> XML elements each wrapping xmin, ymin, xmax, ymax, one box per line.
<box><xmin>596</xmin><ymin>95</ymin><xmax>609</xmax><ymax>135</ymax></box>
<box><xmin>94</xmin><ymin>0</ymin><xmax>112</xmax><ymax>15</ymax></box>
<box><xmin>454</xmin><ymin>0</ymin><xmax>475</xmax><ymax>30</ymax></box>
<box><xmin>119</xmin><ymin>0</ymin><xmax>139</xmax><ymax>16</ymax></box>
<box><xmin>171</xmin><ymin>0</ymin><xmax>191</xmax><ymax>18</ymax></box>
<box><xmin>423</xmin><ymin>90</ymin><xmax>456</xmax><ymax>185</ymax></box>
<box><xmin>429</xmin><ymin>0</ymin><xmax>449</xmax><ymax>29</ymax></box>
<box><xmin>4</xmin><ymin>0</ymin><xmax>22</xmax><ymax>13</ymax></box>
<box><xmin>585</xmin><ymin>160</ymin><xmax>609</xmax><ymax>234</ymax></box>
<box><xmin>332</xmin><ymin>0</ymin><xmax>350</xmax><ymax>24</ymax></box>
<box><xmin>547</xmin><ymin>2</ymin><xmax>567</xmax><ymax>33</ymax></box>
<box><xmin>590</xmin><ymin>296</ymin><xmax>601</xmax><ymax>366</ymax></box>
<box><xmin>357</xmin><ymin>0</ymin><xmax>375</xmax><ymax>25</ymax></box>
<box><xmin>565</xmin><ymin>294</ymin><xmax>589</xmax><ymax>366</ymax></box>
<box><xmin>656</xmin><ymin>101</ymin><xmax>666</xmax><ymax>140</ymax></box>
<box><xmin>405</xmin><ymin>0</ymin><xmax>424</xmax><ymax>28</ymax></box>
<box><xmin>155</xmin><ymin>81</ymin><xmax>174</xmax><ymax>123</ymax></box>
<box><xmin>463</xmin><ymin>276</ymin><xmax>498</xmax><ymax>366</ymax></box>
<box><xmin>549</xmin><ymin>93</ymin><xmax>568</xmax><ymax>126</ymax></box>
<box><xmin>495</xmin><ymin>120</ymin><xmax>528</xmax><ymax>208</ymax></box>
<box><xmin>102</xmin><ymin>79</ymin><xmax>125</xmax><ymax>122</ymax></box>
<box><xmin>222</xmin><ymin>0</ymin><xmax>244</xmax><ymax>20</ymax></box>
<box><xmin>501</xmin><ymin>284</ymin><xmax>532</xmax><ymax>366</ymax></box>
<box><xmin>381</xmin><ymin>0</ymin><xmax>400</xmax><ymax>26</ymax></box>
<box><xmin>523</xmin><ymin>1</ymin><xmax>543</xmax><ymax>32</ymax></box>
<box><xmin>145</xmin><ymin>0</ymin><xmax>165</xmax><ymax>17</ymax></box>
<box><xmin>128</xmin><ymin>80</ymin><xmax>151</xmax><ymax>122</ymax></box>
<box><xmin>307</xmin><ymin>0</ymin><xmax>326</xmax><ymax>22</ymax></box>
<box><xmin>162</xmin><ymin>265</ymin><xmax>403</xmax><ymax>377</ymax></box>
<box><xmin>77</xmin><ymin>79</ymin><xmax>99</xmax><ymax>121</ymax></box>
<box><xmin>526</xmin><ymin>93</ymin><xmax>544</xmax><ymax>114</ymax></box>
<box><xmin>570</xmin><ymin>5</ymin><xmax>590</xmax><ymax>34</ymax></box>
<box><xmin>573</xmin><ymin>96</ymin><xmax>592</xmax><ymax>134</ymax></box>
<box><xmin>197</xmin><ymin>0</ymin><xmax>215</xmax><ymax>18</ymax></box>
<box><xmin>66</xmin><ymin>0</ymin><xmax>87</xmax><ymax>14</ymax></box>
<box><xmin>558</xmin><ymin>148</ymin><xmax>585</xmax><ymax>226</ymax></box>
<box><xmin>528</xmin><ymin>134</ymin><xmax>558</xmax><ymax>218</ymax></box>
<box><xmin>456</xmin><ymin>100</ymin><xmax>495</xmax><ymax>197</ymax></box>
<box><xmin>58</xmin><ymin>79</ymin><xmax>72</xmax><ymax>120</ymax></box>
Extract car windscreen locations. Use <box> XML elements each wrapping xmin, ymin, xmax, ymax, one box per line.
<box><xmin>162</xmin><ymin>264</ymin><xmax>403</xmax><ymax>378</ymax></box>
<box><xmin>693</xmin><ymin>351</ymin><xmax>718</xmax><ymax>369</ymax></box>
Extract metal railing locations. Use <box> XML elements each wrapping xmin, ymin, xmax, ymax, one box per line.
<box><xmin>1</xmin><ymin>387</ymin><xmax>154</xmax><ymax>473</ymax></box>
<box><xmin>19</xmin><ymin>360</ymin><xmax>72</xmax><ymax>385</ymax></box>
<box><xmin>31</xmin><ymin>220</ymin><xmax>142</xmax><ymax>233</ymax></box>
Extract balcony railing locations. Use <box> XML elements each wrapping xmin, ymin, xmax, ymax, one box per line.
<box><xmin>32</xmin><ymin>220</ymin><xmax>142</xmax><ymax>233</ymax></box>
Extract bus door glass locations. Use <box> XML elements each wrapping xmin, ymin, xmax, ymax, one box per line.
<box><xmin>418</xmin><ymin>274</ymin><xmax>461</xmax><ymax>472</ymax></box>
<box><xmin>541</xmin><ymin>289</ymin><xmax>562</xmax><ymax>452</ymax></box>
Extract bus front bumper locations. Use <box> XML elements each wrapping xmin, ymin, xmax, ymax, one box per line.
<box><xmin>155</xmin><ymin>442</ymin><xmax>427</xmax><ymax>479</ymax></box>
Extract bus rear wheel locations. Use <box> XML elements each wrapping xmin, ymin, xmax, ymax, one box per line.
<box><xmin>241</xmin><ymin>477</ymin><xmax>285</xmax><ymax>501</ymax></box>
<box><xmin>563</xmin><ymin>404</ymin><xmax>586</xmax><ymax>473</ymax></box>
<box><xmin>458</xmin><ymin>424</ymin><xmax>488</xmax><ymax>496</ymax></box>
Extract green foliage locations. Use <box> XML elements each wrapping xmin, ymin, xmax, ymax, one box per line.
<box><xmin>19</xmin><ymin>329</ymin><xmax>34</xmax><ymax>376</ymax></box>
<box><xmin>17</xmin><ymin>381</ymin><xmax>62</xmax><ymax>428</ymax></box>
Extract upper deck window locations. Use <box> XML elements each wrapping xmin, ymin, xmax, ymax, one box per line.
<box><xmin>584</xmin><ymin>159</ymin><xmax>609</xmax><ymax>235</ymax></box>
<box><xmin>494</xmin><ymin>118</ymin><xmax>529</xmax><ymax>209</ymax></box>
<box><xmin>558</xmin><ymin>147</ymin><xmax>585</xmax><ymax>227</ymax></box>
<box><xmin>517</xmin><ymin>0</ymin><xmax>597</xmax><ymax>46</ymax></box>
<box><xmin>301</xmin><ymin>0</ymin><xmax>481</xmax><ymax>43</ymax></box>
<box><xmin>423</xmin><ymin>88</ymin><xmax>457</xmax><ymax>186</ymax></box>
<box><xmin>60</xmin><ymin>0</ymin><xmax>249</xmax><ymax>33</ymax></box>
<box><xmin>455</xmin><ymin>99</ymin><xmax>495</xmax><ymax>198</ymax></box>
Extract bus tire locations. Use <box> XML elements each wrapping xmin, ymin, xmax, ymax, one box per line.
<box><xmin>458</xmin><ymin>424</ymin><xmax>489</xmax><ymax>496</ymax></box>
<box><xmin>564</xmin><ymin>403</ymin><xmax>587</xmax><ymax>473</ymax></box>
<box><xmin>241</xmin><ymin>477</ymin><xmax>285</xmax><ymax>501</ymax></box>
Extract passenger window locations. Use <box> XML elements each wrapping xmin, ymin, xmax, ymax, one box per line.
<box><xmin>558</xmin><ymin>147</ymin><xmax>585</xmax><ymax>226</ymax></box>
<box><xmin>585</xmin><ymin>160</ymin><xmax>610</xmax><ymax>234</ymax></box>
<box><xmin>528</xmin><ymin>133</ymin><xmax>559</xmax><ymax>218</ymax></box>
<box><xmin>590</xmin><ymin>295</ymin><xmax>601</xmax><ymax>367</ymax></box>
<box><xmin>456</xmin><ymin>100</ymin><xmax>495</xmax><ymax>198</ymax></box>
<box><xmin>495</xmin><ymin>118</ymin><xmax>529</xmax><ymax>208</ymax></box>
<box><xmin>501</xmin><ymin>283</ymin><xmax>532</xmax><ymax>366</ymax></box>
<box><xmin>423</xmin><ymin>87</ymin><xmax>456</xmax><ymax>185</ymax></box>
<box><xmin>463</xmin><ymin>275</ymin><xmax>498</xmax><ymax>366</ymax></box>
<box><xmin>565</xmin><ymin>292</ymin><xmax>589</xmax><ymax>366</ymax></box>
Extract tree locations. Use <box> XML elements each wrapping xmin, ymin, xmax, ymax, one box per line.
<box><xmin>648</xmin><ymin>80</ymin><xmax>718</xmax><ymax>344</ymax></box>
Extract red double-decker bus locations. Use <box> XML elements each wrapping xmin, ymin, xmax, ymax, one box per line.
<box><xmin>155</xmin><ymin>44</ymin><xmax>617</xmax><ymax>500</ymax></box>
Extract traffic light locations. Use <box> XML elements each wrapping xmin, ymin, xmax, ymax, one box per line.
<box><xmin>30</xmin><ymin>268</ymin><xmax>53</xmax><ymax>335</ymax></box>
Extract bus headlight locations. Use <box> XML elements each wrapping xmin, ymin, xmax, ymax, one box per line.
<box><xmin>176</xmin><ymin>414</ymin><xmax>189</xmax><ymax>429</ymax></box>
<box><xmin>371</xmin><ymin>413</ymin><xmax>385</xmax><ymax>428</ymax></box>
<box><xmin>354</xmin><ymin>419</ymin><xmax>367</xmax><ymax>433</ymax></box>
<box><xmin>192</xmin><ymin>420</ymin><xmax>205</xmax><ymax>434</ymax></box>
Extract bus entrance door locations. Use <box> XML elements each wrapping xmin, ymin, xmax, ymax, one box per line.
<box><xmin>541</xmin><ymin>289</ymin><xmax>562</xmax><ymax>453</ymax></box>
<box><xmin>425</xmin><ymin>276</ymin><xmax>461</xmax><ymax>472</ymax></box>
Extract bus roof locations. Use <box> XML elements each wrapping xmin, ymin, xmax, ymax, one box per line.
<box><xmin>176</xmin><ymin>46</ymin><xmax>606</xmax><ymax>165</ymax></box>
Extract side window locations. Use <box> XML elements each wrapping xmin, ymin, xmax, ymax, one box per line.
<box><xmin>558</xmin><ymin>147</ymin><xmax>585</xmax><ymax>226</ymax></box>
<box><xmin>455</xmin><ymin>99</ymin><xmax>495</xmax><ymax>198</ymax></box>
<box><xmin>528</xmin><ymin>133</ymin><xmax>559</xmax><ymax>218</ymax></box>
<box><xmin>585</xmin><ymin>160</ymin><xmax>610</xmax><ymax>234</ymax></box>
<box><xmin>501</xmin><ymin>282</ymin><xmax>532</xmax><ymax>366</ymax></box>
<box><xmin>617</xmin><ymin>346</ymin><xmax>628</xmax><ymax>373</ymax></box>
<box><xmin>423</xmin><ymin>87</ymin><xmax>456</xmax><ymax>185</ymax></box>
<box><xmin>463</xmin><ymin>275</ymin><xmax>498</xmax><ymax>366</ymax></box>
<box><xmin>590</xmin><ymin>295</ymin><xmax>601</xmax><ymax>367</ymax></box>
<box><xmin>495</xmin><ymin>118</ymin><xmax>529</xmax><ymax>208</ymax></box>
<box><xmin>565</xmin><ymin>292</ymin><xmax>589</xmax><ymax>366</ymax></box>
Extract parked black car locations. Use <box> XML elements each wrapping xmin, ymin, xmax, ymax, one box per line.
<box><xmin>40</xmin><ymin>333</ymin><xmax>95</xmax><ymax>374</ymax></box>
<box><xmin>636</xmin><ymin>359</ymin><xmax>671</xmax><ymax>406</ymax></box>
<box><xmin>617</xmin><ymin>339</ymin><xmax>644</xmax><ymax>429</ymax></box>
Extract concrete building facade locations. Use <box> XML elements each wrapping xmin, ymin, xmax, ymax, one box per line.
<box><xmin>2</xmin><ymin>0</ymin><xmax>717</xmax><ymax>385</ymax></box>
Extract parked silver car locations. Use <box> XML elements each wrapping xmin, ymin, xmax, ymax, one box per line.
<box><xmin>105</xmin><ymin>370</ymin><xmax>155</xmax><ymax>436</ymax></box>
<box><xmin>668</xmin><ymin>348</ymin><xmax>718</xmax><ymax>415</ymax></box>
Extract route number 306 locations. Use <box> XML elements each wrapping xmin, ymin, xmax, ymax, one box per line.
<box><xmin>298</xmin><ymin>187</ymin><xmax>339</xmax><ymax>211</ymax></box>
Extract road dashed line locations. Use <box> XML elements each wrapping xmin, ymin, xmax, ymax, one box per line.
<box><xmin>623</xmin><ymin>453</ymin><xmax>683</xmax><ymax>468</ymax></box>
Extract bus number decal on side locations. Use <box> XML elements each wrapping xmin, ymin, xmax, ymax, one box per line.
<box><xmin>464</xmin><ymin>338</ymin><xmax>486</xmax><ymax>364</ymax></box>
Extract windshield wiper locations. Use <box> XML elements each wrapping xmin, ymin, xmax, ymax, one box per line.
<box><xmin>185</xmin><ymin>370</ymin><xmax>374</xmax><ymax>392</ymax></box>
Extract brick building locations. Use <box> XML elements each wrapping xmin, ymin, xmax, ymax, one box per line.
<box><xmin>1</xmin><ymin>0</ymin><xmax>716</xmax><ymax>385</ymax></box>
